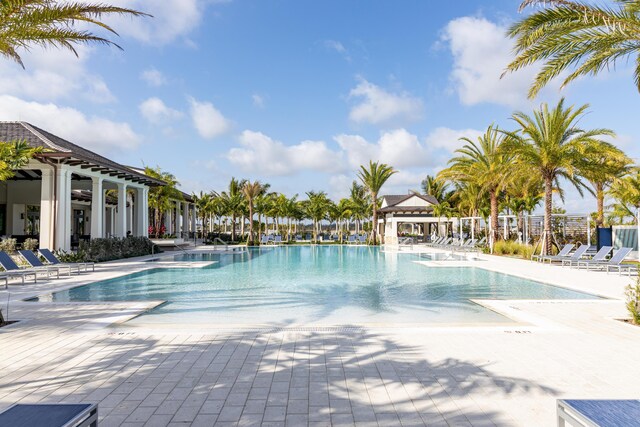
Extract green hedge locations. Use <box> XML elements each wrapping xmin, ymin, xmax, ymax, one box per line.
<box><xmin>57</xmin><ymin>236</ymin><xmax>158</xmax><ymax>263</ymax></box>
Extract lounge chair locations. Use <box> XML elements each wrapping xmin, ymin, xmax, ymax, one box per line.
<box><xmin>532</xmin><ymin>243</ymin><xmax>574</xmax><ymax>262</ymax></box>
<box><xmin>39</xmin><ymin>248</ymin><xmax>94</xmax><ymax>272</ymax></box>
<box><xmin>565</xmin><ymin>246</ymin><xmax>612</xmax><ymax>268</ymax></box>
<box><xmin>577</xmin><ymin>247</ymin><xmax>632</xmax><ymax>271</ymax></box>
<box><xmin>457</xmin><ymin>239</ymin><xmax>478</xmax><ymax>252</ymax></box>
<box><xmin>475</xmin><ymin>237</ymin><xmax>487</xmax><ymax>247</ymax></box>
<box><xmin>0</xmin><ymin>403</ymin><xmax>98</xmax><ymax>427</ymax></box>
<box><xmin>19</xmin><ymin>250</ymin><xmax>70</xmax><ymax>277</ymax></box>
<box><xmin>426</xmin><ymin>236</ymin><xmax>444</xmax><ymax>247</ymax></box>
<box><xmin>0</xmin><ymin>251</ymin><xmax>38</xmax><ymax>285</ymax></box>
<box><xmin>273</xmin><ymin>235</ymin><xmax>283</xmax><ymax>244</ymax></box>
<box><xmin>557</xmin><ymin>399</ymin><xmax>640</xmax><ymax>427</ymax></box>
<box><xmin>358</xmin><ymin>234</ymin><xmax>367</xmax><ymax>244</ymax></box>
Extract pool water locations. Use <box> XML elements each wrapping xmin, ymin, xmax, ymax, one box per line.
<box><xmin>31</xmin><ymin>246</ymin><xmax>598</xmax><ymax>326</ymax></box>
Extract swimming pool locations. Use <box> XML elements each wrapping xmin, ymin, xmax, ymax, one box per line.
<box><xmin>30</xmin><ymin>246</ymin><xmax>599</xmax><ymax>326</ymax></box>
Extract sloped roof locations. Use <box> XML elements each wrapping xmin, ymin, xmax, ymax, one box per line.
<box><xmin>0</xmin><ymin>121</ymin><xmax>163</xmax><ymax>186</ymax></box>
<box><xmin>382</xmin><ymin>193</ymin><xmax>438</xmax><ymax>207</ymax></box>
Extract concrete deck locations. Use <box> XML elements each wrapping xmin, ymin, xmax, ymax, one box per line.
<box><xmin>0</xmin><ymin>248</ymin><xmax>638</xmax><ymax>426</ymax></box>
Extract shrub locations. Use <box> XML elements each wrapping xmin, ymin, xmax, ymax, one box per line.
<box><xmin>625</xmin><ymin>280</ymin><xmax>640</xmax><ymax>325</ymax></box>
<box><xmin>59</xmin><ymin>237</ymin><xmax>158</xmax><ymax>263</ymax></box>
<box><xmin>0</xmin><ymin>238</ymin><xmax>17</xmax><ymax>253</ymax></box>
<box><xmin>492</xmin><ymin>240</ymin><xmax>534</xmax><ymax>259</ymax></box>
<box><xmin>22</xmin><ymin>238</ymin><xmax>39</xmax><ymax>251</ymax></box>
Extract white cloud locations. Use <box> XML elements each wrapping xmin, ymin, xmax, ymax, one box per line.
<box><xmin>335</xmin><ymin>129</ymin><xmax>430</xmax><ymax>169</ymax></box>
<box><xmin>140</xmin><ymin>68</ymin><xmax>167</xmax><ymax>86</ymax></box>
<box><xmin>348</xmin><ymin>78</ymin><xmax>423</xmax><ymax>125</ymax></box>
<box><xmin>324</xmin><ymin>40</ymin><xmax>351</xmax><ymax>61</ymax></box>
<box><xmin>252</xmin><ymin>94</ymin><xmax>265</xmax><ymax>108</ymax></box>
<box><xmin>227</xmin><ymin>130</ymin><xmax>344</xmax><ymax>176</ymax></box>
<box><xmin>0</xmin><ymin>46</ymin><xmax>115</xmax><ymax>104</ymax></box>
<box><xmin>139</xmin><ymin>97</ymin><xmax>183</xmax><ymax>123</ymax></box>
<box><xmin>328</xmin><ymin>174</ymin><xmax>353</xmax><ymax>200</ymax></box>
<box><xmin>441</xmin><ymin>16</ymin><xmax>558</xmax><ymax>107</ymax></box>
<box><xmin>107</xmin><ymin>0</ymin><xmax>228</xmax><ymax>45</ymax></box>
<box><xmin>424</xmin><ymin>126</ymin><xmax>484</xmax><ymax>153</ymax></box>
<box><xmin>188</xmin><ymin>98</ymin><xmax>231</xmax><ymax>139</ymax></box>
<box><xmin>0</xmin><ymin>95</ymin><xmax>140</xmax><ymax>154</ymax></box>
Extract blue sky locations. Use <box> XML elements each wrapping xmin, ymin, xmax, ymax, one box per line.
<box><xmin>2</xmin><ymin>0</ymin><xmax>639</xmax><ymax>213</ymax></box>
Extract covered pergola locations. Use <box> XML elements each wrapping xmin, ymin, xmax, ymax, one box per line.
<box><xmin>379</xmin><ymin>194</ymin><xmax>455</xmax><ymax>245</ymax></box>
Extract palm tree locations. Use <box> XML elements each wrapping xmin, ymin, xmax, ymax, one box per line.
<box><xmin>192</xmin><ymin>191</ymin><xmax>217</xmax><ymax>239</ymax></box>
<box><xmin>304</xmin><ymin>191</ymin><xmax>331</xmax><ymax>243</ymax></box>
<box><xmin>0</xmin><ymin>140</ymin><xmax>41</xmax><ymax>180</ymax></box>
<box><xmin>437</xmin><ymin>125</ymin><xmax>514</xmax><ymax>249</ymax></box>
<box><xmin>504</xmin><ymin>0</ymin><xmax>640</xmax><ymax>98</ymax></box>
<box><xmin>421</xmin><ymin>175</ymin><xmax>453</xmax><ymax>203</ymax></box>
<box><xmin>348</xmin><ymin>181</ymin><xmax>368</xmax><ymax>234</ymax></box>
<box><xmin>357</xmin><ymin>161</ymin><xmax>397</xmax><ymax>245</ymax></box>
<box><xmin>242</xmin><ymin>181</ymin><xmax>266</xmax><ymax>246</ymax></box>
<box><xmin>608</xmin><ymin>169</ymin><xmax>640</xmax><ymax>223</ymax></box>
<box><xmin>504</xmin><ymin>99</ymin><xmax>614</xmax><ymax>254</ymax></box>
<box><xmin>220</xmin><ymin>177</ymin><xmax>247</xmax><ymax>242</ymax></box>
<box><xmin>0</xmin><ymin>0</ymin><xmax>149</xmax><ymax>68</ymax></box>
<box><xmin>581</xmin><ymin>141</ymin><xmax>632</xmax><ymax>228</ymax></box>
<box><xmin>145</xmin><ymin>167</ymin><xmax>182</xmax><ymax>238</ymax></box>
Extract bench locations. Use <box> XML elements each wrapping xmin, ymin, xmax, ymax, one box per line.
<box><xmin>0</xmin><ymin>403</ymin><xmax>98</xmax><ymax>427</ymax></box>
<box><xmin>557</xmin><ymin>399</ymin><xmax>640</xmax><ymax>426</ymax></box>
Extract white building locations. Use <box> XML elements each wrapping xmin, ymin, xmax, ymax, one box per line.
<box><xmin>0</xmin><ymin>121</ymin><xmax>196</xmax><ymax>251</ymax></box>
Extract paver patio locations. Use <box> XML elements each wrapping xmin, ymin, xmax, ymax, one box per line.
<box><xmin>0</xmin><ymin>251</ymin><xmax>638</xmax><ymax>426</ymax></box>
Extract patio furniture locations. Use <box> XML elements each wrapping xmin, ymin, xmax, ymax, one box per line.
<box><xmin>19</xmin><ymin>250</ymin><xmax>70</xmax><ymax>277</ymax></box>
<box><xmin>576</xmin><ymin>247</ymin><xmax>632</xmax><ymax>271</ymax></box>
<box><xmin>39</xmin><ymin>249</ymin><xmax>94</xmax><ymax>273</ymax></box>
<box><xmin>0</xmin><ymin>251</ymin><xmax>38</xmax><ymax>286</ymax></box>
<box><xmin>0</xmin><ymin>403</ymin><xmax>98</xmax><ymax>427</ymax></box>
<box><xmin>533</xmin><ymin>243</ymin><xmax>574</xmax><ymax>262</ymax></box>
<box><xmin>426</xmin><ymin>236</ymin><xmax>444</xmax><ymax>247</ymax></box>
<box><xmin>557</xmin><ymin>399</ymin><xmax>640</xmax><ymax>427</ymax></box>
<box><xmin>563</xmin><ymin>246</ymin><xmax>612</xmax><ymax>268</ymax></box>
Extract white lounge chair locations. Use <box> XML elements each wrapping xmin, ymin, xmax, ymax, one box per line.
<box><xmin>578</xmin><ymin>247</ymin><xmax>632</xmax><ymax>271</ymax></box>
<box><xmin>532</xmin><ymin>243</ymin><xmax>574</xmax><ymax>262</ymax></box>
<box><xmin>568</xmin><ymin>246</ymin><xmax>613</xmax><ymax>268</ymax></box>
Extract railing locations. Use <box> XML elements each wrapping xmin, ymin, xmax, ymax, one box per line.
<box><xmin>213</xmin><ymin>237</ymin><xmax>228</xmax><ymax>251</ymax></box>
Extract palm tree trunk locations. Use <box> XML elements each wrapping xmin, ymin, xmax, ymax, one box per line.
<box><xmin>596</xmin><ymin>183</ymin><xmax>604</xmax><ymax>228</ymax></box>
<box><xmin>231</xmin><ymin>214</ymin><xmax>236</xmax><ymax>241</ymax></box>
<box><xmin>544</xmin><ymin>176</ymin><xmax>553</xmax><ymax>255</ymax></box>
<box><xmin>372</xmin><ymin>194</ymin><xmax>378</xmax><ymax>245</ymax></box>
<box><xmin>489</xmin><ymin>188</ymin><xmax>498</xmax><ymax>248</ymax></box>
<box><xmin>248</xmin><ymin>206</ymin><xmax>254</xmax><ymax>245</ymax></box>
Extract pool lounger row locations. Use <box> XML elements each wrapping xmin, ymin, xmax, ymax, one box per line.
<box><xmin>0</xmin><ymin>249</ymin><xmax>95</xmax><ymax>288</ymax></box>
<box><xmin>533</xmin><ymin>244</ymin><xmax>636</xmax><ymax>275</ymax></box>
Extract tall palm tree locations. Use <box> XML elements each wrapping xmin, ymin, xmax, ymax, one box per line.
<box><xmin>348</xmin><ymin>181</ymin><xmax>368</xmax><ymax>234</ymax></box>
<box><xmin>357</xmin><ymin>161</ymin><xmax>396</xmax><ymax>245</ymax></box>
<box><xmin>437</xmin><ymin>125</ymin><xmax>514</xmax><ymax>249</ymax></box>
<box><xmin>581</xmin><ymin>141</ymin><xmax>632</xmax><ymax>228</ymax></box>
<box><xmin>0</xmin><ymin>0</ymin><xmax>149</xmax><ymax>67</ymax></box>
<box><xmin>220</xmin><ymin>177</ymin><xmax>247</xmax><ymax>242</ymax></box>
<box><xmin>504</xmin><ymin>99</ymin><xmax>614</xmax><ymax>254</ymax></box>
<box><xmin>242</xmin><ymin>181</ymin><xmax>266</xmax><ymax>246</ymax></box>
<box><xmin>304</xmin><ymin>191</ymin><xmax>331</xmax><ymax>243</ymax></box>
<box><xmin>504</xmin><ymin>0</ymin><xmax>640</xmax><ymax>98</ymax></box>
<box><xmin>192</xmin><ymin>191</ymin><xmax>217</xmax><ymax>239</ymax></box>
<box><xmin>145</xmin><ymin>167</ymin><xmax>182</xmax><ymax>238</ymax></box>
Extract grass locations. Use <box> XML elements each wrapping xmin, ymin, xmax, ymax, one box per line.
<box><xmin>492</xmin><ymin>240</ymin><xmax>535</xmax><ymax>259</ymax></box>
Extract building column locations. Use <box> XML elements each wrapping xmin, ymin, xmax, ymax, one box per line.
<box><xmin>191</xmin><ymin>204</ymin><xmax>197</xmax><ymax>236</ymax></box>
<box><xmin>134</xmin><ymin>187</ymin><xmax>146</xmax><ymax>237</ymax></box>
<box><xmin>115</xmin><ymin>182</ymin><xmax>127</xmax><ymax>237</ymax></box>
<box><xmin>142</xmin><ymin>187</ymin><xmax>149</xmax><ymax>237</ymax></box>
<box><xmin>182</xmin><ymin>202</ymin><xmax>189</xmax><ymax>238</ymax></box>
<box><xmin>175</xmin><ymin>200</ymin><xmax>182</xmax><ymax>238</ymax></box>
<box><xmin>39</xmin><ymin>168</ymin><xmax>55</xmax><ymax>250</ymax></box>
<box><xmin>90</xmin><ymin>176</ymin><xmax>104</xmax><ymax>239</ymax></box>
<box><xmin>164</xmin><ymin>208</ymin><xmax>171</xmax><ymax>235</ymax></box>
<box><xmin>51</xmin><ymin>167</ymin><xmax>73</xmax><ymax>251</ymax></box>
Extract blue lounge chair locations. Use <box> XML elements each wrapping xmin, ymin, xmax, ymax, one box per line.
<box><xmin>19</xmin><ymin>250</ymin><xmax>69</xmax><ymax>277</ymax></box>
<box><xmin>39</xmin><ymin>248</ymin><xmax>94</xmax><ymax>272</ymax></box>
<box><xmin>0</xmin><ymin>403</ymin><xmax>98</xmax><ymax>427</ymax></box>
<box><xmin>0</xmin><ymin>251</ymin><xmax>38</xmax><ymax>286</ymax></box>
<box><xmin>557</xmin><ymin>399</ymin><xmax>640</xmax><ymax>427</ymax></box>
